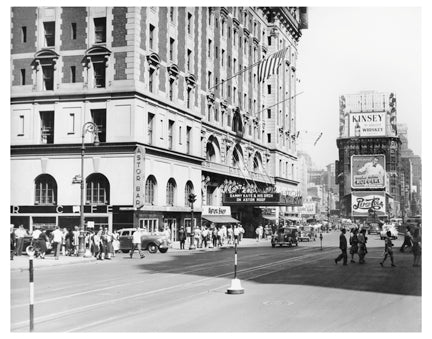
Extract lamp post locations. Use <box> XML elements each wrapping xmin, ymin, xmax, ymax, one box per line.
<box><xmin>188</xmin><ymin>193</ymin><xmax>197</xmax><ymax>250</ymax></box>
<box><xmin>78</xmin><ymin>122</ymin><xmax>100</xmax><ymax>256</ymax></box>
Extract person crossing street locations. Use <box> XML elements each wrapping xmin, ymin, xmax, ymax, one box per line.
<box><xmin>334</xmin><ymin>229</ymin><xmax>348</xmax><ymax>265</ymax></box>
<box><xmin>130</xmin><ymin>227</ymin><xmax>145</xmax><ymax>259</ymax></box>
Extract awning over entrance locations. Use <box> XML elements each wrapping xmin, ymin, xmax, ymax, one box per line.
<box><xmin>282</xmin><ymin>216</ymin><xmax>301</xmax><ymax>221</ymax></box>
<box><xmin>262</xmin><ymin>215</ymin><xmax>278</xmax><ymax>220</ymax></box>
<box><xmin>202</xmin><ymin>215</ymin><xmax>240</xmax><ymax>224</ymax></box>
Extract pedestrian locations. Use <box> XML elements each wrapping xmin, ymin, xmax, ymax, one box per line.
<box><xmin>400</xmin><ymin>227</ymin><xmax>412</xmax><ymax>252</ymax></box>
<box><xmin>73</xmin><ymin>226</ymin><xmax>80</xmax><ymax>255</ymax></box>
<box><xmin>65</xmin><ymin>228</ymin><xmax>74</xmax><ymax>256</ymax></box>
<box><xmin>217</xmin><ymin>226</ymin><xmax>224</xmax><ymax>247</ymax></box>
<box><xmin>201</xmin><ymin>226</ymin><xmax>209</xmax><ymax>248</ymax></box>
<box><xmin>92</xmin><ymin>230</ymin><xmax>101</xmax><ymax>258</ymax></box>
<box><xmin>380</xmin><ymin>231</ymin><xmax>396</xmax><ymax>267</ymax></box>
<box><xmin>238</xmin><ymin>224</ymin><xmax>245</xmax><ymax>242</ymax></box>
<box><xmin>255</xmin><ymin>225</ymin><xmax>263</xmax><ymax>242</ymax></box>
<box><xmin>61</xmin><ymin>228</ymin><xmax>67</xmax><ymax>256</ymax></box>
<box><xmin>14</xmin><ymin>224</ymin><xmax>27</xmax><ymax>256</ymax></box>
<box><xmin>212</xmin><ymin>227</ymin><xmax>218</xmax><ymax>247</ymax></box>
<box><xmin>233</xmin><ymin>224</ymin><xmax>240</xmax><ymax>244</ymax></box>
<box><xmin>349</xmin><ymin>228</ymin><xmax>359</xmax><ymax>263</ymax></box>
<box><xmin>411</xmin><ymin>228</ymin><xmax>421</xmax><ymax>267</ymax></box>
<box><xmin>130</xmin><ymin>227</ymin><xmax>145</xmax><ymax>259</ymax></box>
<box><xmin>357</xmin><ymin>229</ymin><xmax>367</xmax><ymax>264</ymax></box>
<box><xmin>194</xmin><ymin>226</ymin><xmax>201</xmax><ymax>248</ymax></box>
<box><xmin>112</xmin><ymin>230</ymin><xmax>120</xmax><ymax>255</ymax></box>
<box><xmin>178</xmin><ymin>226</ymin><xmax>186</xmax><ymax>249</ymax></box>
<box><xmin>334</xmin><ymin>228</ymin><xmax>348</xmax><ymax>265</ymax></box>
<box><xmin>51</xmin><ymin>226</ymin><xmax>63</xmax><ymax>260</ymax></box>
<box><xmin>37</xmin><ymin>229</ymin><xmax>49</xmax><ymax>259</ymax></box>
<box><xmin>100</xmin><ymin>228</ymin><xmax>109</xmax><ymax>260</ymax></box>
<box><xmin>106</xmin><ymin>228</ymin><xmax>114</xmax><ymax>259</ymax></box>
<box><xmin>10</xmin><ymin>225</ymin><xmax>16</xmax><ymax>260</ymax></box>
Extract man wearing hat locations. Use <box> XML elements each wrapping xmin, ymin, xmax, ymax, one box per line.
<box><xmin>334</xmin><ymin>228</ymin><xmax>348</xmax><ymax>265</ymax></box>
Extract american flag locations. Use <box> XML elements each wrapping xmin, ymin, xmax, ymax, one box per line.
<box><xmin>257</xmin><ymin>47</ymin><xmax>288</xmax><ymax>83</ymax></box>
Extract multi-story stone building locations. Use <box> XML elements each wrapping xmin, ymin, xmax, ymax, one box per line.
<box><xmin>336</xmin><ymin>91</ymin><xmax>402</xmax><ymax>221</ymax></box>
<box><xmin>10</xmin><ymin>7</ymin><xmax>307</xmax><ymax>240</ymax></box>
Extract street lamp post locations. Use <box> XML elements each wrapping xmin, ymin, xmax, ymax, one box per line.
<box><xmin>188</xmin><ymin>193</ymin><xmax>197</xmax><ymax>250</ymax></box>
<box><xmin>78</xmin><ymin>122</ymin><xmax>100</xmax><ymax>257</ymax></box>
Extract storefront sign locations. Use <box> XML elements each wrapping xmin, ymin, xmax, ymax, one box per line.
<box><xmin>349</xmin><ymin>112</ymin><xmax>386</xmax><ymax>137</ymax></box>
<box><xmin>351</xmin><ymin>154</ymin><xmax>386</xmax><ymax>189</ymax></box>
<box><xmin>134</xmin><ymin>146</ymin><xmax>146</xmax><ymax>209</ymax></box>
<box><xmin>11</xmin><ymin>205</ymin><xmax>114</xmax><ymax>214</ymax></box>
<box><xmin>351</xmin><ymin>192</ymin><xmax>386</xmax><ymax>216</ymax></box>
<box><xmin>223</xmin><ymin>193</ymin><xmax>302</xmax><ymax>206</ymax></box>
<box><xmin>202</xmin><ymin>205</ymin><xmax>231</xmax><ymax>216</ymax></box>
<box><xmin>297</xmin><ymin>202</ymin><xmax>316</xmax><ymax>215</ymax></box>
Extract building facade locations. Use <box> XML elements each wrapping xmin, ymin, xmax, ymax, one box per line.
<box><xmin>10</xmin><ymin>6</ymin><xmax>308</xmax><ymax>239</ymax></box>
<box><xmin>336</xmin><ymin>91</ymin><xmax>402</xmax><ymax>221</ymax></box>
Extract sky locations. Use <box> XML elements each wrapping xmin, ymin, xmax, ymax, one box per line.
<box><xmin>296</xmin><ymin>6</ymin><xmax>422</xmax><ymax>169</ymax></box>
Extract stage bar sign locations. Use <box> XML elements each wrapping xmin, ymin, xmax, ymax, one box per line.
<box><xmin>133</xmin><ymin>146</ymin><xmax>146</xmax><ymax>210</ymax></box>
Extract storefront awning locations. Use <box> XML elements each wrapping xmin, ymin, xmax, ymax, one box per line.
<box><xmin>282</xmin><ymin>216</ymin><xmax>301</xmax><ymax>221</ymax></box>
<box><xmin>263</xmin><ymin>215</ymin><xmax>278</xmax><ymax>220</ymax></box>
<box><xmin>202</xmin><ymin>215</ymin><xmax>240</xmax><ymax>224</ymax></box>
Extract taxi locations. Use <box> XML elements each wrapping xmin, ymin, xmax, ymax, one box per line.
<box><xmin>271</xmin><ymin>226</ymin><xmax>298</xmax><ymax>248</ymax></box>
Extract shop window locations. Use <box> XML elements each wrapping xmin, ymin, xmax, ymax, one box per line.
<box><xmin>35</xmin><ymin>174</ymin><xmax>57</xmax><ymax>205</ymax></box>
<box><xmin>86</xmin><ymin>173</ymin><xmax>110</xmax><ymax>205</ymax></box>
<box><xmin>166</xmin><ymin>178</ymin><xmax>176</xmax><ymax>206</ymax></box>
<box><xmin>145</xmin><ymin>175</ymin><xmax>157</xmax><ymax>205</ymax></box>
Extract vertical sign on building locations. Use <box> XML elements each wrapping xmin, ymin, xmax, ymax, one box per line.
<box><xmin>134</xmin><ymin>146</ymin><xmax>146</xmax><ymax>209</ymax></box>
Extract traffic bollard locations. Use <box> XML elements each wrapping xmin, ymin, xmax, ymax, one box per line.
<box><xmin>227</xmin><ymin>237</ymin><xmax>244</xmax><ymax>294</ymax></box>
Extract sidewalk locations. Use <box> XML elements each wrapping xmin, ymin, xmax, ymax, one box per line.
<box><xmin>10</xmin><ymin>238</ymin><xmax>268</xmax><ymax>271</ymax></box>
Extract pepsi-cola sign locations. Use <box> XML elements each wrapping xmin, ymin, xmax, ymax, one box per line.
<box><xmin>351</xmin><ymin>191</ymin><xmax>386</xmax><ymax>217</ymax></box>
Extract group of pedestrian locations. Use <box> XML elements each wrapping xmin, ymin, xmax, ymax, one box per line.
<box><xmin>335</xmin><ymin>226</ymin><xmax>421</xmax><ymax>268</ymax></box>
<box><xmin>178</xmin><ymin>224</ymin><xmax>245</xmax><ymax>250</ymax></box>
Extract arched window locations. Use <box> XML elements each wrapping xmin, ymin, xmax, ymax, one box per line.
<box><xmin>232</xmin><ymin>110</ymin><xmax>243</xmax><ymax>133</ymax></box>
<box><xmin>253</xmin><ymin>153</ymin><xmax>263</xmax><ymax>172</ymax></box>
<box><xmin>34</xmin><ymin>174</ymin><xmax>57</xmax><ymax>205</ymax></box>
<box><xmin>145</xmin><ymin>175</ymin><xmax>157</xmax><ymax>205</ymax></box>
<box><xmin>184</xmin><ymin>181</ymin><xmax>194</xmax><ymax>207</ymax></box>
<box><xmin>166</xmin><ymin>178</ymin><xmax>176</xmax><ymax>206</ymax></box>
<box><xmin>232</xmin><ymin>144</ymin><xmax>244</xmax><ymax>168</ymax></box>
<box><xmin>86</xmin><ymin>173</ymin><xmax>110</xmax><ymax>204</ymax></box>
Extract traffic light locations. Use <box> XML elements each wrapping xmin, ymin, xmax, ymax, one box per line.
<box><xmin>188</xmin><ymin>193</ymin><xmax>197</xmax><ymax>204</ymax></box>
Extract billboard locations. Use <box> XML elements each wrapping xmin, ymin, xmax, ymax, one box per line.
<box><xmin>351</xmin><ymin>155</ymin><xmax>386</xmax><ymax>189</ymax></box>
<box><xmin>297</xmin><ymin>202</ymin><xmax>316</xmax><ymax>215</ymax></box>
<box><xmin>351</xmin><ymin>191</ymin><xmax>386</xmax><ymax>217</ymax></box>
<box><xmin>349</xmin><ymin>112</ymin><xmax>386</xmax><ymax>137</ymax></box>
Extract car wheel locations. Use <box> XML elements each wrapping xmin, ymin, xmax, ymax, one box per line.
<box><xmin>159</xmin><ymin>248</ymin><xmax>168</xmax><ymax>253</ymax></box>
<box><xmin>147</xmin><ymin>243</ymin><xmax>158</xmax><ymax>254</ymax></box>
<box><xmin>121</xmin><ymin>249</ymin><xmax>129</xmax><ymax>253</ymax></box>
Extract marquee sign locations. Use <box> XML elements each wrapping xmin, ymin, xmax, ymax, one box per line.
<box><xmin>351</xmin><ymin>191</ymin><xmax>386</xmax><ymax>217</ymax></box>
<box><xmin>133</xmin><ymin>146</ymin><xmax>146</xmax><ymax>209</ymax></box>
<box><xmin>223</xmin><ymin>193</ymin><xmax>302</xmax><ymax>206</ymax></box>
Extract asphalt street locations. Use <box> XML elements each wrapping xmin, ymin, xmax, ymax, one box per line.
<box><xmin>10</xmin><ymin>231</ymin><xmax>421</xmax><ymax>332</ymax></box>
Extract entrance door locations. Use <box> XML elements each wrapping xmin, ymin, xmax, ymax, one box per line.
<box><xmin>139</xmin><ymin>218</ymin><xmax>158</xmax><ymax>233</ymax></box>
<box><xmin>163</xmin><ymin>218</ymin><xmax>177</xmax><ymax>241</ymax></box>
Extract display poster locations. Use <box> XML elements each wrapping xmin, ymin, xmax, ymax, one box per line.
<box><xmin>351</xmin><ymin>155</ymin><xmax>386</xmax><ymax>189</ymax></box>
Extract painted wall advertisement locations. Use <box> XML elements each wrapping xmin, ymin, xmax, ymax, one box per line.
<box><xmin>351</xmin><ymin>191</ymin><xmax>386</xmax><ymax>217</ymax></box>
<box><xmin>349</xmin><ymin>111</ymin><xmax>386</xmax><ymax>137</ymax></box>
<box><xmin>351</xmin><ymin>154</ymin><xmax>386</xmax><ymax>189</ymax></box>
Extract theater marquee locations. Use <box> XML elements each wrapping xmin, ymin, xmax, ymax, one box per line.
<box><xmin>223</xmin><ymin>193</ymin><xmax>302</xmax><ymax>206</ymax></box>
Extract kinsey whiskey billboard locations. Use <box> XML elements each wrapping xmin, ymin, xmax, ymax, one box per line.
<box><xmin>351</xmin><ymin>191</ymin><xmax>386</xmax><ymax>217</ymax></box>
<box><xmin>223</xmin><ymin>193</ymin><xmax>302</xmax><ymax>206</ymax></box>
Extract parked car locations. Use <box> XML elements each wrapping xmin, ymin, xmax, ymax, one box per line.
<box><xmin>271</xmin><ymin>226</ymin><xmax>298</xmax><ymax>248</ymax></box>
<box><xmin>117</xmin><ymin>228</ymin><xmax>170</xmax><ymax>254</ymax></box>
<box><xmin>367</xmin><ymin>223</ymin><xmax>381</xmax><ymax>235</ymax></box>
<box><xmin>380</xmin><ymin>224</ymin><xmax>398</xmax><ymax>240</ymax></box>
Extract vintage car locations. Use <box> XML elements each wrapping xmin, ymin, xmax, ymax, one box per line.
<box><xmin>380</xmin><ymin>223</ymin><xmax>398</xmax><ymax>240</ymax></box>
<box><xmin>298</xmin><ymin>225</ymin><xmax>317</xmax><ymax>242</ymax></box>
<box><xmin>271</xmin><ymin>226</ymin><xmax>298</xmax><ymax>248</ymax></box>
<box><xmin>366</xmin><ymin>223</ymin><xmax>381</xmax><ymax>235</ymax></box>
<box><xmin>117</xmin><ymin>228</ymin><xmax>170</xmax><ymax>254</ymax></box>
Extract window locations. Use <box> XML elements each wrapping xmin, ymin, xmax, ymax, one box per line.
<box><xmin>221</xmin><ymin>49</ymin><xmax>225</xmax><ymax>66</ymax></box>
<box><xmin>166</xmin><ymin>178</ymin><xmax>176</xmax><ymax>206</ymax></box>
<box><xmin>214</xmin><ymin>108</ymin><xmax>219</xmax><ymax>122</ymax></box>
<box><xmin>187</xmin><ymin>49</ymin><xmax>192</xmax><ymax>71</ymax></box>
<box><xmin>208</xmin><ymin>8</ymin><xmax>212</xmax><ymax>25</ymax></box>
<box><xmin>40</xmin><ymin>111</ymin><xmax>54</xmax><ymax>144</ymax></box>
<box><xmin>70</xmin><ymin>66</ymin><xmax>76</xmax><ymax>83</ymax></box>
<box><xmin>169</xmin><ymin>38</ymin><xmax>175</xmax><ymax>60</ymax></box>
<box><xmin>187</xmin><ymin>87</ymin><xmax>192</xmax><ymax>109</ymax></box>
<box><xmin>44</xmin><ymin>22</ymin><xmax>55</xmax><ymax>47</ymax></box>
<box><xmin>267</xmin><ymin>84</ymin><xmax>271</xmax><ymax>94</ymax></box>
<box><xmin>169</xmin><ymin>78</ymin><xmax>174</xmax><ymax>101</ymax></box>
<box><xmin>42</xmin><ymin>65</ymin><xmax>54</xmax><ymax>90</ymax></box>
<box><xmin>227</xmin><ymin>112</ymin><xmax>231</xmax><ymax>127</ymax></box>
<box><xmin>145</xmin><ymin>175</ymin><xmax>157</xmax><ymax>205</ymax></box>
<box><xmin>148</xmin><ymin>113</ymin><xmax>154</xmax><ymax>145</ymax></box>
<box><xmin>207</xmin><ymin>71</ymin><xmax>212</xmax><ymax>89</ymax></box>
<box><xmin>208</xmin><ymin>39</ymin><xmax>212</xmax><ymax>58</ymax></box>
<box><xmin>185</xmin><ymin>181</ymin><xmax>194</xmax><ymax>207</ymax></box>
<box><xmin>21</xmin><ymin>26</ymin><xmax>27</xmax><ymax>43</ymax></box>
<box><xmin>267</xmin><ymin>133</ymin><xmax>271</xmax><ymax>143</ymax></box>
<box><xmin>221</xmin><ymin>19</ymin><xmax>225</xmax><ymax>36</ymax></box>
<box><xmin>149</xmin><ymin>68</ymin><xmax>155</xmax><ymax>92</ymax></box>
<box><xmin>233</xmin><ymin>87</ymin><xmax>237</xmax><ymax>104</ymax></box>
<box><xmin>91</xmin><ymin>109</ymin><xmax>106</xmax><ymax>142</ymax></box>
<box><xmin>86</xmin><ymin>173</ymin><xmax>110</xmax><ymax>205</ymax></box>
<box><xmin>186</xmin><ymin>126</ymin><xmax>191</xmax><ymax>154</ymax></box>
<box><xmin>93</xmin><ymin>61</ymin><xmax>105</xmax><ymax>88</ymax></box>
<box><xmin>168</xmin><ymin>120</ymin><xmax>174</xmax><ymax>149</ymax></box>
<box><xmin>68</xmin><ymin>113</ymin><xmax>75</xmax><ymax>134</ymax></box>
<box><xmin>279</xmin><ymin>160</ymin><xmax>282</xmax><ymax>176</ymax></box>
<box><xmin>206</xmin><ymin>186</ymin><xmax>214</xmax><ymax>205</ymax></box>
<box><xmin>71</xmin><ymin>23</ymin><xmax>77</xmax><ymax>40</ymax></box>
<box><xmin>149</xmin><ymin>24</ymin><xmax>155</xmax><ymax>49</ymax></box>
<box><xmin>215</xmin><ymin>46</ymin><xmax>218</xmax><ymax>59</ymax></box>
<box><xmin>94</xmin><ymin>17</ymin><xmax>106</xmax><ymax>43</ymax></box>
<box><xmin>267</xmin><ymin>109</ymin><xmax>271</xmax><ymax>119</ymax></box>
<box><xmin>178</xmin><ymin>126</ymin><xmax>182</xmax><ymax>144</ymax></box>
<box><xmin>221</xmin><ymin>79</ymin><xmax>224</xmax><ymax>96</ymax></box>
<box><xmin>207</xmin><ymin>104</ymin><xmax>212</xmax><ymax>121</ymax></box>
<box><xmin>228</xmin><ymin>56</ymin><xmax>231</xmax><ymax>68</ymax></box>
<box><xmin>187</xmin><ymin>12</ymin><xmax>192</xmax><ymax>34</ymax></box>
<box><xmin>268</xmin><ymin>36</ymin><xmax>272</xmax><ymax>46</ymax></box>
<box><xmin>20</xmin><ymin>69</ymin><xmax>26</xmax><ymax>85</ymax></box>
<box><xmin>169</xmin><ymin>7</ymin><xmax>175</xmax><ymax>22</ymax></box>
<box><xmin>228</xmin><ymin>84</ymin><xmax>231</xmax><ymax>97</ymax></box>
<box><xmin>233</xmin><ymin>29</ymin><xmax>237</xmax><ymax>45</ymax></box>
<box><xmin>18</xmin><ymin>115</ymin><xmax>25</xmax><ymax>136</ymax></box>
<box><xmin>233</xmin><ymin>58</ymin><xmax>237</xmax><ymax>72</ymax></box>
<box><xmin>35</xmin><ymin>174</ymin><xmax>57</xmax><ymax>205</ymax></box>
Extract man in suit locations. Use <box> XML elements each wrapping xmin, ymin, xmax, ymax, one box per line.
<box><xmin>335</xmin><ymin>228</ymin><xmax>348</xmax><ymax>265</ymax></box>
